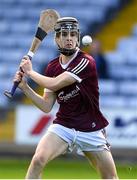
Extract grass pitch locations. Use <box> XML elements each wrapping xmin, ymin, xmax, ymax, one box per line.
<box><xmin>0</xmin><ymin>158</ymin><xmax>137</xmax><ymax>179</ymax></box>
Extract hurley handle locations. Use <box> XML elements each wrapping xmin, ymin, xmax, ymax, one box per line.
<box><xmin>4</xmin><ymin>54</ymin><xmax>33</xmax><ymax>99</ymax></box>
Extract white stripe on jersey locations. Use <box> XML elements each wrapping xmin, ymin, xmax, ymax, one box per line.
<box><xmin>73</xmin><ymin>59</ymin><xmax>88</xmax><ymax>74</ymax></box>
<box><xmin>71</xmin><ymin>58</ymin><xmax>89</xmax><ymax>74</ymax></box>
<box><xmin>75</xmin><ymin>60</ymin><xmax>89</xmax><ymax>74</ymax></box>
<box><xmin>71</xmin><ymin>58</ymin><xmax>85</xmax><ymax>72</ymax></box>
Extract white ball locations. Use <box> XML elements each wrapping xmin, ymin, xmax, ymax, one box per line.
<box><xmin>82</xmin><ymin>35</ymin><xmax>92</xmax><ymax>46</ymax></box>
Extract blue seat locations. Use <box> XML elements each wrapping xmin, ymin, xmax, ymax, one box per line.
<box><xmin>108</xmin><ymin>66</ymin><xmax>137</xmax><ymax>80</ymax></box>
<box><xmin>119</xmin><ymin>81</ymin><xmax>137</xmax><ymax>96</ymax></box>
<box><xmin>126</xmin><ymin>51</ymin><xmax>137</xmax><ymax>65</ymax></box>
<box><xmin>105</xmin><ymin>51</ymin><xmax>126</xmax><ymax>65</ymax></box>
<box><xmin>0</xmin><ymin>21</ymin><xmax>9</xmax><ymax>34</ymax></box>
<box><xmin>11</xmin><ymin>21</ymin><xmax>35</xmax><ymax>34</ymax></box>
<box><xmin>132</xmin><ymin>24</ymin><xmax>137</xmax><ymax>36</ymax></box>
<box><xmin>100</xmin><ymin>95</ymin><xmax>127</xmax><ymax>108</ymax></box>
<box><xmin>117</xmin><ymin>37</ymin><xmax>137</xmax><ymax>52</ymax></box>
<box><xmin>99</xmin><ymin>80</ymin><xmax>118</xmax><ymax>95</ymax></box>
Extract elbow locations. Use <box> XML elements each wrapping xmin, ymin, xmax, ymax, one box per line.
<box><xmin>43</xmin><ymin>109</ymin><xmax>51</xmax><ymax>113</ymax></box>
<box><xmin>48</xmin><ymin>86</ymin><xmax>59</xmax><ymax>92</ymax></box>
<box><xmin>40</xmin><ymin>102</ymin><xmax>52</xmax><ymax>113</ymax></box>
<box><xmin>47</xmin><ymin>83</ymin><xmax>60</xmax><ymax>92</ymax></box>
<box><xmin>39</xmin><ymin>98</ymin><xmax>54</xmax><ymax>113</ymax></box>
<box><xmin>42</xmin><ymin>107</ymin><xmax>52</xmax><ymax>113</ymax></box>
<box><xmin>42</xmin><ymin>104</ymin><xmax>52</xmax><ymax>113</ymax></box>
<box><xmin>47</xmin><ymin>78</ymin><xmax>63</xmax><ymax>92</ymax></box>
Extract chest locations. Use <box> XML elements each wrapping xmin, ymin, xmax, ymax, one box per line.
<box><xmin>56</xmin><ymin>83</ymin><xmax>81</xmax><ymax>104</ymax></box>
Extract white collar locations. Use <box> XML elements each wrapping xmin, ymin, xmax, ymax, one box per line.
<box><xmin>60</xmin><ymin>48</ymin><xmax>80</xmax><ymax>69</ymax></box>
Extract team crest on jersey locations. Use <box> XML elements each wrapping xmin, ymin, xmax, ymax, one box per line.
<box><xmin>91</xmin><ymin>122</ymin><xmax>96</xmax><ymax>128</ymax></box>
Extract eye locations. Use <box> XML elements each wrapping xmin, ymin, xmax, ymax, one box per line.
<box><xmin>70</xmin><ymin>31</ymin><xmax>77</xmax><ymax>37</ymax></box>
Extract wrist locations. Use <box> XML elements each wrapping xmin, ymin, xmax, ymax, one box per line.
<box><xmin>27</xmin><ymin>70</ymin><xmax>34</xmax><ymax>77</ymax></box>
<box><xmin>21</xmin><ymin>83</ymin><xmax>29</xmax><ymax>92</ymax></box>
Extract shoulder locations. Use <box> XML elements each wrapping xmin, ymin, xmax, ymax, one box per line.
<box><xmin>76</xmin><ymin>50</ymin><xmax>96</xmax><ymax>69</ymax></box>
<box><xmin>47</xmin><ymin>57</ymin><xmax>59</xmax><ymax>69</ymax></box>
<box><xmin>44</xmin><ymin>57</ymin><xmax>59</xmax><ymax>76</ymax></box>
<box><xmin>80</xmin><ymin>50</ymin><xmax>95</xmax><ymax>63</ymax></box>
<box><xmin>68</xmin><ymin>50</ymin><xmax>97</xmax><ymax>79</ymax></box>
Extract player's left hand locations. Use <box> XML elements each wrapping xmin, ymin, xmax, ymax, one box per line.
<box><xmin>20</xmin><ymin>55</ymin><xmax>33</xmax><ymax>77</ymax></box>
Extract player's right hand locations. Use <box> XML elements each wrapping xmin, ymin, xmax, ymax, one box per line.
<box><xmin>13</xmin><ymin>71</ymin><xmax>27</xmax><ymax>90</ymax></box>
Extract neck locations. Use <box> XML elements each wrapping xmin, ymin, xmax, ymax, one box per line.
<box><xmin>60</xmin><ymin>54</ymin><xmax>74</xmax><ymax>65</ymax></box>
<box><xmin>59</xmin><ymin>47</ymin><xmax>79</xmax><ymax>65</ymax></box>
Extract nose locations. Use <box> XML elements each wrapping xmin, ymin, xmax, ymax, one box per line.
<box><xmin>66</xmin><ymin>35</ymin><xmax>72</xmax><ymax>41</ymax></box>
<box><xmin>67</xmin><ymin>38</ymin><xmax>72</xmax><ymax>42</ymax></box>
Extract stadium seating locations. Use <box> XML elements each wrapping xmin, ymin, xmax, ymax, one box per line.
<box><xmin>0</xmin><ymin>0</ymin><xmax>120</xmax><ymax>107</ymax></box>
<box><xmin>1</xmin><ymin>0</ymin><xmax>137</xmax><ymax>109</ymax></box>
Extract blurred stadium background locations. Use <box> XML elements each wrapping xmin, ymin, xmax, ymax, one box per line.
<box><xmin>0</xmin><ymin>0</ymin><xmax>137</xmax><ymax>179</ymax></box>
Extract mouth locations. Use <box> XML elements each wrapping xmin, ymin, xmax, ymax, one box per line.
<box><xmin>65</xmin><ymin>43</ymin><xmax>73</xmax><ymax>48</ymax></box>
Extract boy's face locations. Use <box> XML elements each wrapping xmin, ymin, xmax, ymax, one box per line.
<box><xmin>55</xmin><ymin>29</ymin><xmax>78</xmax><ymax>50</ymax></box>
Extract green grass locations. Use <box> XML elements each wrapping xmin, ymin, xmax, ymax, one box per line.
<box><xmin>0</xmin><ymin>158</ymin><xmax>137</xmax><ymax>179</ymax></box>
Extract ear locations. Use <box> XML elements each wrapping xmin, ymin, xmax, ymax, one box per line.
<box><xmin>55</xmin><ymin>36</ymin><xmax>59</xmax><ymax>44</ymax></box>
<box><xmin>73</xmin><ymin>30</ymin><xmax>80</xmax><ymax>48</ymax></box>
<box><xmin>76</xmin><ymin>34</ymin><xmax>80</xmax><ymax>47</ymax></box>
<box><xmin>55</xmin><ymin>36</ymin><xmax>61</xmax><ymax>49</ymax></box>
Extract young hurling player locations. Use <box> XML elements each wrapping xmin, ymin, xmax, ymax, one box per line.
<box><xmin>14</xmin><ymin>17</ymin><xmax>118</xmax><ymax>179</ymax></box>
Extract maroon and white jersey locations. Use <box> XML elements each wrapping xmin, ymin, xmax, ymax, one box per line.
<box><xmin>45</xmin><ymin>49</ymin><xmax>109</xmax><ymax>132</ymax></box>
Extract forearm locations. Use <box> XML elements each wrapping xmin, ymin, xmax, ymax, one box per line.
<box><xmin>21</xmin><ymin>84</ymin><xmax>52</xmax><ymax>113</ymax></box>
<box><xmin>20</xmin><ymin>52</ymin><xmax>76</xmax><ymax>91</ymax></box>
<box><xmin>28</xmin><ymin>70</ymin><xmax>73</xmax><ymax>91</ymax></box>
<box><xmin>28</xmin><ymin>70</ymin><xmax>55</xmax><ymax>90</ymax></box>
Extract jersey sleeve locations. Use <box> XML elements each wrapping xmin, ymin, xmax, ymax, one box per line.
<box><xmin>45</xmin><ymin>63</ymin><xmax>53</xmax><ymax>77</ymax></box>
<box><xmin>66</xmin><ymin>56</ymin><xmax>96</xmax><ymax>83</ymax></box>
